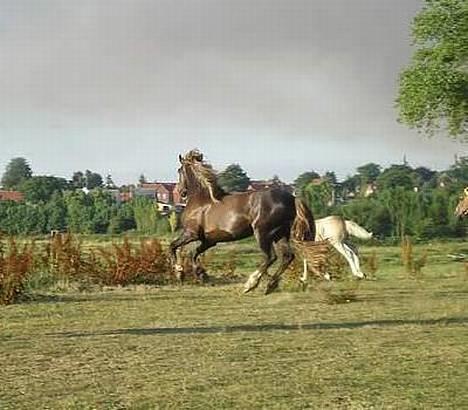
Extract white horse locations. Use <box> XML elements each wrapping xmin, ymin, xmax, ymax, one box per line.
<box><xmin>300</xmin><ymin>215</ymin><xmax>373</xmax><ymax>284</ymax></box>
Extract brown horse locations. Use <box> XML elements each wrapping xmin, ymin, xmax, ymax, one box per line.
<box><xmin>455</xmin><ymin>187</ymin><xmax>468</xmax><ymax>218</ymax></box>
<box><xmin>169</xmin><ymin>150</ymin><xmax>316</xmax><ymax>295</ymax></box>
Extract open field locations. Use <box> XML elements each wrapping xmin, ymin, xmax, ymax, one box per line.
<box><xmin>1</xmin><ymin>240</ymin><xmax>468</xmax><ymax>409</ymax></box>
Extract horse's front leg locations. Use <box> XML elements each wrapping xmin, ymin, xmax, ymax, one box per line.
<box><xmin>169</xmin><ymin>230</ymin><xmax>198</xmax><ymax>282</ymax></box>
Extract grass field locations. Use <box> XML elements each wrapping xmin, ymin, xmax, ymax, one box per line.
<box><xmin>1</xmin><ymin>239</ymin><xmax>468</xmax><ymax>409</ymax></box>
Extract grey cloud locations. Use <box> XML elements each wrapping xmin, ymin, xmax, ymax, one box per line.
<box><xmin>0</xmin><ymin>0</ymin><xmax>465</xmax><ymax>183</ymax></box>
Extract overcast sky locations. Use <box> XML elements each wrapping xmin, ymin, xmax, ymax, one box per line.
<box><xmin>0</xmin><ymin>0</ymin><xmax>465</xmax><ymax>184</ymax></box>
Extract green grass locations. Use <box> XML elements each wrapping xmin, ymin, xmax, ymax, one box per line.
<box><xmin>1</xmin><ymin>240</ymin><xmax>468</xmax><ymax>409</ymax></box>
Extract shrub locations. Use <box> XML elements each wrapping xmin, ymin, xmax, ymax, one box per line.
<box><xmin>0</xmin><ymin>237</ymin><xmax>34</xmax><ymax>305</ymax></box>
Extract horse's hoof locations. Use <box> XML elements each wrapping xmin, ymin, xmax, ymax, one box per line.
<box><xmin>264</xmin><ymin>279</ymin><xmax>279</xmax><ymax>295</ymax></box>
<box><xmin>198</xmin><ymin>272</ymin><xmax>209</xmax><ymax>284</ymax></box>
<box><xmin>243</xmin><ymin>277</ymin><xmax>261</xmax><ymax>294</ymax></box>
<box><xmin>300</xmin><ymin>281</ymin><xmax>308</xmax><ymax>291</ymax></box>
<box><xmin>243</xmin><ymin>283</ymin><xmax>257</xmax><ymax>294</ymax></box>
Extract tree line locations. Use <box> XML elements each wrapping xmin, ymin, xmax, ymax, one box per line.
<box><xmin>0</xmin><ymin>156</ymin><xmax>466</xmax><ymax>239</ymax></box>
<box><xmin>0</xmin><ymin>158</ymin><xmax>170</xmax><ymax>235</ymax></box>
<box><xmin>297</xmin><ymin>158</ymin><xmax>468</xmax><ymax>240</ymax></box>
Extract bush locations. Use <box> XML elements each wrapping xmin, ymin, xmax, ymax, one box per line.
<box><xmin>0</xmin><ymin>236</ymin><xmax>34</xmax><ymax>305</ymax></box>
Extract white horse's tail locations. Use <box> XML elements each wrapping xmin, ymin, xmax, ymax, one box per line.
<box><xmin>345</xmin><ymin>220</ymin><xmax>373</xmax><ymax>240</ymax></box>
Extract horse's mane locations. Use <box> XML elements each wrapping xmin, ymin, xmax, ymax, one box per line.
<box><xmin>183</xmin><ymin>150</ymin><xmax>225</xmax><ymax>202</ymax></box>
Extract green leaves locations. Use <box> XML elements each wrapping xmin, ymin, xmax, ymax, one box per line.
<box><xmin>1</xmin><ymin>158</ymin><xmax>32</xmax><ymax>189</ymax></box>
<box><xmin>217</xmin><ymin>164</ymin><xmax>250</xmax><ymax>193</ymax></box>
<box><xmin>397</xmin><ymin>0</ymin><xmax>468</xmax><ymax>138</ymax></box>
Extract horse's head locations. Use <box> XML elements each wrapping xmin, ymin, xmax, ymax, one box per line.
<box><xmin>454</xmin><ymin>187</ymin><xmax>468</xmax><ymax>218</ymax></box>
<box><xmin>176</xmin><ymin>150</ymin><xmax>205</xmax><ymax>200</ymax></box>
<box><xmin>177</xmin><ymin>154</ymin><xmax>189</xmax><ymax>200</ymax></box>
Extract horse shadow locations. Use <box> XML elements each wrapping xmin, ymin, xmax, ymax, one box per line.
<box><xmin>53</xmin><ymin>317</ymin><xmax>468</xmax><ymax>338</ymax></box>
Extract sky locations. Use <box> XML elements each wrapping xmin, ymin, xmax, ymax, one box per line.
<box><xmin>0</xmin><ymin>0</ymin><xmax>466</xmax><ymax>185</ymax></box>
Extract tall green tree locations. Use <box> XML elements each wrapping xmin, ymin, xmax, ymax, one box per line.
<box><xmin>357</xmin><ymin>163</ymin><xmax>381</xmax><ymax>184</ymax></box>
<box><xmin>45</xmin><ymin>191</ymin><xmax>67</xmax><ymax>232</ymax></box>
<box><xmin>64</xmin><ymin>191</ymin><xmax>94</xmax><ymax>233</ymax></box>
<box><xmin>397</xmin><ymin>0</ymin><xmax>468</xmax><ymax>139</ymax></box>
<box><xmin>85</xmin><ymin>170</ymin><xmax>103</xmax><ymax>190</ymax></box>
<box><xmin>71</xmin><ymin>171</ymin><xmax>85</xmax><ymax>189</ymax></box>
<box><xmin>303</xmin><ymin>180</ymin><xmax>333</xmax><ymax>218</ymax></box>
<box><xmin>1</xmin><ymin>157</ymin><xmax>33</xmax><ymax>189</ymax></box>
<box><xmin>131</xmin><ymin>196</ymin><xmax>160</xmax><ymax>234</ymax></box>
<box><xmin>377</xmin><ymin>165</ymin><xmax>415</xmax><ymax>191</ymax></box>
<box><xmin>218</xmin><ymin>164</ymin><xmax>250</xmax><ymax>193</ymax></box>
<box><xmin>412</xmin><ymin>166</ymin><xmax>437</xmax><ymax>188</ymax></box>
<box><xmin>293</xmin><ymin>171</ymin><xmax>320</xmax><ymax>198</ymax></box>
<box><xmin>19</xmin><ymin>176</ymin><xmax>69</xmax><ymax>203</ymax></box>
<box><xmin>90</xmin><ymin>190</ymin><xmax>114</xmax><ymax>233</ymax></box>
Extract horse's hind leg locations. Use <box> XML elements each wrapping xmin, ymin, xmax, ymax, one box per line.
<box><xmin>331</xmin><ymin>241</ymin><xmax>363</xmax><ymax>279</ymax></box>
<box><xmin>343</xmin><ymin>242</ymin><xmax>366</xmax><ymax>278</ymax></box>
<box><xmin>191</xmin><ymin>240</ymin><xmax>215</xmax><ymax>282</ymax></box>
<box><xmin>265</xmin><ymin>238</ymin><xmax>295</xmax><ymax>295</ymax></box>
<box><xmin>243</xmin><ymin>233</ymin><xmax>276</xmax><ymax>294</ymax></box>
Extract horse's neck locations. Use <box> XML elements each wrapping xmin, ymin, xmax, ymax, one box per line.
<box><xmin>188</xmin><ymin>182</ymin><xmax>224</xmax><ymax>203</ymax></box>
<box><xmin>186</xmin><ymin>193</ymin><xmax>214</xmax><ymax>208</ymax></box>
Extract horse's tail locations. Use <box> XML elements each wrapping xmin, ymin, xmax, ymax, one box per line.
<box><xmin>291</xmin><ymin>198</ymin><xmax>315</xmax><ymax>242</ymax></box>
<box><xmin>345</xmin><ymin>220</ymin><xmax>373</xmax><ymax>240</ymax></box>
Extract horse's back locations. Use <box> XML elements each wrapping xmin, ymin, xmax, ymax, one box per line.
<box><xmin>201</xmin><ymin>188</ymin><xmax>296</xmax><ymax>242</ymax></box>
<box><xmin>315</xmin><ymin>215</ymin><xmax>346</xmax><ymax>241</ymax></box>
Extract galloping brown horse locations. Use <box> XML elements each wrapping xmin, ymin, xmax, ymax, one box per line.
<box><xmin>169</xmin><ymin>150</ymin><xmax>316</xmax><ymax>295</ymax></box>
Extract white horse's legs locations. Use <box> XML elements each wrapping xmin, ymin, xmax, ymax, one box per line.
<box><xmin>243</xmin><ymin>270</ymin><xmax>263</xmax><ymax>293</ymax></box>
<box><xmin>331</xmin><ymin>241</ymin><xmax>364</xmax><ymax>279</ymax></box>
<box><xmin>343</xmin><ymin>242</ymin><xmax>366</xmax><ymax>278</ymax></box>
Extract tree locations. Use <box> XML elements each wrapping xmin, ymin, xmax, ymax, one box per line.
<box><xmin>397</xmin><ymin>0</ymin><xmax>468</xmax><ymax>139</ymax></box>
<box><xmin>303</xmin><ymin>180</ymin><xmax>333</xmax><ymax>218</ymax></box>
<box><xmin>412</xmin><ymin>166</ymin><xmax>437</xmax><ymax>188</ymax></box>
<box><xmin>323</xmin><ymin>171</ymin><xmax>338</xmax><ymax>185</ymax></box>
<box><xmin>341</xmin><ymin>175</ymin><xmax>360</xmax><ymax>198</ymax></box>
<box><xmin>1</xmin><ymin>157</ymin><xmax>32</xmax><ymax>189</ymax></box>
<box><xmin>446</xmin><ymin>155</ymin><xmax>468</xmax><ymax>188</ymax></box>
<box><xmin>108</xmin><ymin>202</ymin><xmax>136</xmax><ymax>234</ymax></box>
<box><xmin>217</xmin><ymin>164</ymin><xmax>250</xmax><ymax>193</ymax></box>
<box><xmin>85</xmin><ymin>170</ymin><xmax>103</xmax><ymax>190</ymax></box>
<box><xmin>19</xmin><ymin>176</ymin><xmax>69</xmax><ymax>203</ymax></box>
<box><xmin>131</xmin><ymin>196</ymin><xmax>160</xmax><ymax>234</ymax></box>
<box><xmin>139</xmin><ymin>174</ymin><xmax>147</xmax><ymax>185</ymax></box>
<box><xmin>90</xmin><ymin>190</ymin><xmax>114</xmax><ymax>233</ymax></box>
<box><xmin>64</xmin><ymin>191</ymin><xmax>95</xmax><ymax>233</ymax></box>
<box><xmin>45</xmin><ymin>191</ymin><xmax>67</xmax><ymax>232</ymax></box>
<box><xmin>377</xmin><ymin>165</ymin><xmax>415</xmax><ymax>191</ymax></box>
<box><xmin>357</xmin><ymin>163</ymin><xmax>381</xmax><ymax>184</ymax></box>
<box><xmin>105</xmin><ymin>174</ymin><xmax>116</xmax><ymax>189</ymax></box>
<box><xmin>293</xmin><ymin>171</ymin><xmax>320</xmax><ymax>198</ymax></box>
<box><xmin>71</xmin><ymin>171</ymin><xmax>85</xmax><ymax>189</ymax></box>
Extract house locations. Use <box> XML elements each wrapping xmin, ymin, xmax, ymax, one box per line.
<box><xmin>155</xmin><ymin>183</ymin><xmax>181</xmax><ymax>204</ymax></box>
<box><xmin>134</xmin><ymin>182</ymin><xmax>183</xmax><ymax>213</ymax></box>
<box><xmin>134</xmin><ymin>183</ymin><xmax>158</xmax><ymax>200</ymax></box>
<box><xmin>106</xmin><ymin>188</ymin><xmax>134</xmax><ymax>204</ymax></box>
<box><xmin>137</xmin><ymin>182</ymin><xmax>182</xmax><ymax>204</ymax></box>
<box><xmin>0</xmin><ymin>190</ymin><xmax>24</xmax><ymax>202</ymax></box>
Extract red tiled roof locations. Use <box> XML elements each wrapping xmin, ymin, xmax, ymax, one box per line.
<box><xmin>140</xmin><ymin>182</ymin><xmax>178</xmax><ymax>192</ymax></box>
<box><xmin>0</xmin><ymin>190</ymin><xmax>24</xmax><ymax>202</ymax></box>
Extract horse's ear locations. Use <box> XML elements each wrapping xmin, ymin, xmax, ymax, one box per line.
<box><xmin>179</xmin><ymin>154</ymin><xmax>183</xmax><ymax>163</ymax></box>
<box><xmin>464</xmin><ymin>187</ymin><xmax>468</xmax><ymax>196</ymax></box>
